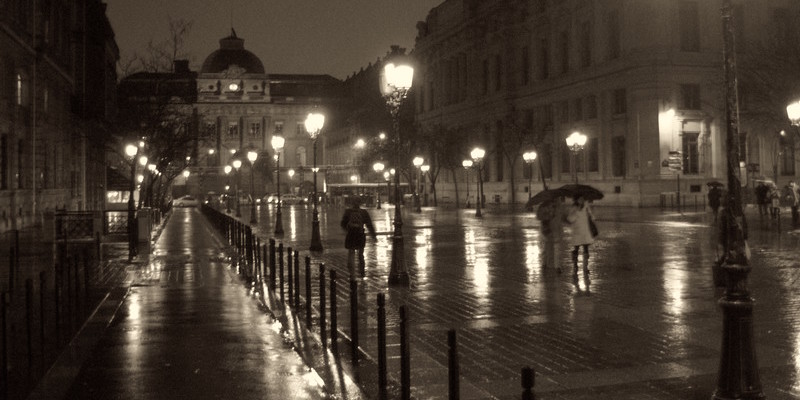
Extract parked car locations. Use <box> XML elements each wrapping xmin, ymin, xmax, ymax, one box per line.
<box><xmin>280</xmin><ymin>194</ymin><xmax>304</xmax><ymax>205</ymax></box>
<box><xmin>264</xmin><ymin>193</ymin><xmax>280</xmax><ymax>204</ymax></box>
<box><xmin>173</xmin><ymin>195</ymin><xmax>199</xmax><ymax>207</ymax></box>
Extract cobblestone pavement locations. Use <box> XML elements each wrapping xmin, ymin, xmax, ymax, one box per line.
<box><xmin>239</xmin><ymin>202</ymin><xmax>800</xmax><ymax>399</ymax></box>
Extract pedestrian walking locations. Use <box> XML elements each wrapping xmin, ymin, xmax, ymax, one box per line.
<box><xmin>340</xmin><ymin>196</ymin><xmax>376</xmax><ymax>278</ymax></box>
<box><xmin>566</xmin><ymin>195</ymin><xmax>596</xmax><ymax>277</ymax></box>
<box><xmin>537</xmin><ymin>197</ymin><xmax>564</xmax><ymax>273</ymax></box>
<box><xmin>769</xmin><ymin>185</ymin><xmax>781</xmax><ymax>220</ymax></box>
<box><xmin>788</xmin><ymin>181</ymin><xmax>800</xmax><ymax>227</ymax></box>
<box><xmin>708</xmin><ymin>186</ymin><xmax>722</xmax><ymax>221</ymax></box>
<box><xmin>755</xmin><ymin>182</ymin><xmax>769</xmax><ymax>218</ymax></box>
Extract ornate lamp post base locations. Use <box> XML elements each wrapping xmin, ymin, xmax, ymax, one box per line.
<box><xmin>274</xmin><ymin>205</ymin><xmax>284</xmax><ymax>235</ymax></box>
<box><xmin>388</xmin><ymin>222</ymin><xmax>409</xmax><ymax>286</ymax></box>
<box><xmin>310</xmin><ymin>209</ymin><xmax>323</xmax><ymax>251</ymax></box>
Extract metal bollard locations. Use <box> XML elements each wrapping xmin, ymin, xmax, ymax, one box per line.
<box><xmin>287</xmin><ymin>247</ymin><xmax>294</xmax><ymax>305</ymax></box>
<box><xmin>448</xmin><ymin>329</ymin><xmax>459</xmax><ymax>400</ymax></box>
<box><xmin>262</xmin><ymin>245</ymin><xmax>268</xmax><ymax>286</ymax></box>
<box><xmin>256</xmin><ymin>237</ymin><xmax>262</xmax><ymax>282</ymax></box>
<box><xmin>377</xmin><ymin>293</ymin><xmax>387</xmax><ymax>400</ymax></box>
<box><xmin>319</xmin><ymin>263</ymin><xmax>326</xmax><ymax>347</ymax></box>
<box><xmin>305</xmin><ymin>256</ymin><xmax>312</xmax><ymax>326</ymax></box>
<box><xmin>350</xmin><ymin>279</ymin><xmax>359</xmax><ymax>365</ymax></box>
<box><xmin>269</xmin><ymin>239</ymin><xmax>276</xmax><ymax>290</ymax></box>
<box><xmin>294</xmin><ymin>250</ymin><xmax>300</xmax><ymax>309</ymax></box>
<box><xmin>521</xmin><ymin>366</ymin><xmax>536</xmax><ymax>400</ymax></box>
<box><xmin>278</xmin><ymin>243</ymin><xmax>285</xmax><ymax>303</ymax></box>
<box><xmin>329</xmin><ymin>269</ymin><xmax>337</xmax><ymax>347</ymax></box>
<box><xmin>1</xmin><ymin>292</ymin><xmax>7</xmax><ymax>399</ymax></box>
<box><xmin>400</xmin><ymin>305</ymin><xmax>410</xmax><ymax>400</ymax></box>
<box><xmin>26</xmin><ymin>278</ymin><xmax>34</xmax><ymax>378</ymax></box>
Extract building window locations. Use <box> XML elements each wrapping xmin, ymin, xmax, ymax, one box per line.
<box><xmin>607</xmin><ymin>10</ymin><xmax>621</xmax><ymax>60</ymax></box>
<box><xmin>588</xmin><ymin>137</ymin><xmax>599</xmax><ymax>172</ymax></box>
<box><xmin>296</xmin><ymin>121</ymin><xmax>306</xmax><ymax>136</ymax></box>
<box><xmin>249</xmin><ymin>122</ymin><xmax>261</xmax><ymax>137</ymax></box>
<box><xmin>521</xmin><ymin>45</ymin><xmax>530</xmax><ymax>86</ymax></box>
<box><xmin>274</xmin><ymin>121</ymin><xmax>284</xmax><ymax>134</ymax></box>
<box><xmin>558</xmin><ymin>101</ymin><xmax>569</xmax><ymax>124</ymax></box>
<box><xmin>585</xmin><ymin>95</ymin><xmax>598</xmax><ymax>119</ymax></box>
<box><xmin>682</xmin><ymin>131</ymin><xmax>700</xmax><ymax>174</ymax></box>
<box><xmin>494</xmin><ymin>54</ymin><xmax>502</xmax><ymax>91</ymax></box>
<box><xmin>227</xmin><ymin>121</ymin><xmax>238</xmax><ymax>137</ymax></box>
<box><xmin>680</xmin><ymin>84</ymin><xmax>701</xmax><ymax>110</ymax></box>
<box><xmin>612</xmin><ymin>136</ymin><xmax>626</xmax><ymax>177</ymax></box>
<box><xmin>296</xmin><ymin>146</ymin><xmax>308</xmax><ymax>167</ymax></box>
<box><xmin>573</xmin><ymin>98</ymin><xmax>583</xmax><ymax>121</ymax></box>
<box><xmin>558</xmin><ymin>31</ymin><xmax>569</xmax><ymax>73</ymax></box>
<box><xmin>780</xmin><ymin>134</ymin><xmax>795</xmax><ymax>175</ymax></box>
<box><xmin>538</xmin><ymin>37</ymin><xmax>550</xmax><ymax>80</ymax></box>
<box><xmin>679</xmin><ymin>2</ymin><xmax>700</xmax><ymax>52</ymax></box>
<box><xmin>613</xmin><ymin>88</ymin><xmax>627</xmax><ymax>115</ymax></box>
<box><xmin>542</xmin><ymin>104</ymin><xmax>554</xmax><ymax>129</ymax></box>
<box><xmin>579</xmin><ymin>21</ymin><xmax>592</xmax><ymax>68</ymax></box>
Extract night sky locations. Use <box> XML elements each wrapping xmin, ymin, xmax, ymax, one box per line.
<box><xmin>105</xmin><ymin>0</ymin><xmax>442</xmax><ymax>79</ymax></box>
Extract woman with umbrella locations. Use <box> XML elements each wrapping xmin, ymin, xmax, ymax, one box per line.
<box><xmin>566</xmin><ymin>195</ymin><xmax>596</xmax><ymax>277</ymax></box>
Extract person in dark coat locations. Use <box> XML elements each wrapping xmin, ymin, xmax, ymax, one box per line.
<box><xmin>708</xmin><ymin>186</ymin><xmax>722</xmax><ymax>221</ymax></box>
<box><xmin>340</xmin><ymin>197</ymin><xmax>376</xmax><ymax>278</ymax></box>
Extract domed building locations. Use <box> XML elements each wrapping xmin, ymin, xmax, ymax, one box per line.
<box><xmin>194</xmin><ymin>29</ymin><xmax>343</xmax><ymax>200</ymax></box>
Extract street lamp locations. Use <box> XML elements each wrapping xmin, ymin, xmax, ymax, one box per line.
<box><xmin>787</xmin><ymin>100</ymin><xmax>800</xmax><ymax>126</ymax></box>
<box><xmin>224</xmin><ymin>165</ymin><xmax>232</xmax><ymax>213</ymax></box>
<box><xmin>470</xmin><ymin>147</ymin><xmax>485</xmax><ymax>217</ymax></box>
<box><xmin>246</xmin><ymin>151</ymin><xmax>258</xmax><ymax>223</ymax></box>
<box><xmin>272</xmin><ymin>135</ymin><xmax>286</xmax><ymax>235</ymax></box>
<box><xmin>305</xmin><ymin>111</ymin><xmax>325</xmax><ymax>252</ymax></box>
<box><xmin>373</xmin><ymin>162</ymin><xmax>385</xmax><ymax>209</ymax></box>
<box><xmin>125</xmin><ymin>143</ymin><xmax>139</xmax><ymax>261</ymax></box>
<box><xmin>383</xmin><ymin>170</ymin><xmax>392</xmax><ymax>205</ymax></box>
<box><xmin>380</xmin><ymin>58</ymin><xmax>414</xmax><ymax>286</ymax></box>
<box><xmin>462</xmin><ymin>159</ymin><xmax>473</xmax><ymax>208</ymax></box>
<box><xmin>412</xmin><ymin>156</ymin><xmax>423</xmax><ymax>212</ymax></box>
<box><xmin>565</xmin><ymin>131</ymin><xmax>587</xmax><ymax>184</ymax></box>
<box><xmin>523</xmin><ymin>151</ymin><xmax>538</xmax><ymax>205</ymax></box>
<box><xmin>420</xmin><ymin>164</ymin><xmax>430</xmax><ymax>207</ymax></box>
<box><xmin>232</xmin><ymin>158</ymin><xmax>242</xmax><ymax>217</ymax></box>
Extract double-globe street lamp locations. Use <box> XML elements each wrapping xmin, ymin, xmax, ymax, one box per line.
<box><xmin>373</xmin><ymin>162</ymin><xmax>385</xmax><ymax>209</ymax></box>
<box><xmin>380</xmin><ymin>59</ymin><xmax>414</xmax><ymax>286</ymax></box>
<box><xmin>412</xmin><ymin>156</ymin><xmax>423</xmax><ymax>212</ymax></box>
<box><xmin>232</xmin><ymin>158</ymin><xmax>242</xmax><ymax>217</ymax></box>
<box><xmin>470</xmin><ymin>147</ymin><xmax>485</xmax><ymax>218</ymax></box>
<box><xmin>272</xmin><ymin>135</ymin><xmax>286</xmax><ymax>235</ymax></box>
<box><xmin>305</xmin><ymin>112</ymin><xmax>325</xmax><ymax>252</ymax></box>
<box><xmin>565</xmin><ymin>131</ymin><xmax>587</xmax><ymax>184</ymax></box>
<box><xmin>523</xmin><ymin>151</ymin><xmax>538</xmax><ymax>206</ymax></box>
<box><xmin>247</xmin><ymin>150</ymin><xmax>258</xmax><ymax>224</ymax></box>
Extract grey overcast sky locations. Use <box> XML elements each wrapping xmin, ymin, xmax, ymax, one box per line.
<box><xmin>105</xmin><ymin>0</ymin><xmax>442</xmax><ymax>79</ymax></box>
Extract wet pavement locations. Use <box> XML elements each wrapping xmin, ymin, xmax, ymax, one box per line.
<box><xmin>33</xmin><ymin>202</ymin><xmax>800</xmax><ymax>399</ymax></box>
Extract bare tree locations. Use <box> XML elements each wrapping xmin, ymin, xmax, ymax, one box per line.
<box><xmin>120</xmin><ymin>16</ymin><xmax>195</xmax><ymax>74</ymax></box>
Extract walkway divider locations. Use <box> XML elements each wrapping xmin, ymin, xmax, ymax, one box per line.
<box><xmin>287</xmin><ymin>247</ymin><xmax>294</xmax><ymax>305</ymax></box>
<box><xmin>329</xmin><ymin>270</ymin><xmax>337</xmax><ymax>347</ymax></box>
<box><xmin>319</xmin><ymin>263</ymin><xmax>326</xmax><ymax>348</ymax></box>
<box><xmin>350</xmin><ymin>279</ymin><xmax>358</xmax><ymax>365</ymax></box>
<box><xmin>377</xmin><ymin>293</ymin><xmax>387</xmax><ymax>400</ymax></box>
<box><xmin>448</xmin><ymin>329</ymin><xmax>458</xmax><ymax>399</ymax></box>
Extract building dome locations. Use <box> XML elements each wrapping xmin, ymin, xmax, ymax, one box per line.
<box><xmin>200</xmin><ymin>29</ymin><xmax>265</xmax><ymax>74</ymax></box>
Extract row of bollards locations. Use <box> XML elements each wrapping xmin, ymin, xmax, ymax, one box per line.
<box><xmin>200</xmin><ymin>204</ymin><xmax>537</xmax><ymax>399</ymax></box>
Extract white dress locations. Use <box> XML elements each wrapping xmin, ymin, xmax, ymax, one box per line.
<box><xmin>567</xmin><ymin>205</ymin><xmax>594</xmax><ymax>246</ymax></box>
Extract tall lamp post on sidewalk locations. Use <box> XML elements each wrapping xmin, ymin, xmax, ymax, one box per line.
<box><xmin>305</xmin><ymin>112</ymin><xmax>325</xmax><ymax>252</ymax></box>
<box><xmin>523</xmin><ymin>150</ymin><xmax>537</xmax><ymax>206</ymax></box>
<box><xmin>224</xmin><ymin>165</ymin><xmax>232</xmax><ymax>213</ymax></box>
<box><xmin>272</xmin><ymin>134</ymin><xmax>285</xmax><ymax>235</ymax></box>
<box><xmin>462</xmin><ymin>159</ymin><xmax>473</xmax><ymax>208</ymax></box>
<box><xmin>380</xmin><ymin>59</ymin><xmax>413</xmax><ymax>286</ymax></box>
<box><xmin>247</xmin><ymin>150</ymin><xmax>258</xmax><ymax>224</ymax></box>
<box><xmin>566</xmin><ymin>131</ymin><xmax>586</xmax><ymax>184</ymax></box>
<box><xmin>712</xmin><ymin>1</ymin><xmax>763</xmax><ymax>398</ymax></box>
<box><xmin>470</xmin><ymin>147</ymin><xmax>485</xmax><ymax>217</ymax></box>
<box><xmin>412</xmin><ymin>156</ymin><xmax>423</xmax><ymax>212</ymax></box>
<box><xmin>125</xmin><ymin>143</ymin><xmax>140</xmax><ymax>261</ymax></box>
<box><xmin>373</xmin><ymin>162</ymin><xmax>385</xmax><ymax>209</ymax></box>
<box><xmin>420</xmin><ymin>164</ymin><xmax>430</xmax><ymax>207</ymax></box>
<box><xmin>232</xmin><ymin>158</ymin><xmax>242</xmax><ymax>218</ymax></box>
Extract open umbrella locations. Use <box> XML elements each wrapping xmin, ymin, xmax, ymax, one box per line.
<box><xmin>554</xmin><ymin>184</ymin><xmax>604</xmax><ymax>201</ymax></box>
<box><xmin>528</xmin><ymin>188</ymin><xmax>569</xmax><ymax>207</ymax></box>
<box><xmin>707</xmin><ymin>180</ymin><xmax>725</xmax><ymax>187</ymax></box>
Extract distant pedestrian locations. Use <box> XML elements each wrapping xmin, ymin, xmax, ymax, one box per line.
<box><xmin>787</xmin><ymin>182</ymin><xmax>800</xmax><ymax>227</ymax></box>
<box><xmin>566</xmin><ymin>195</ymin><xmax>595</xmax><ymax>277</ymax></box>
<box><xmin>537</xmin><ymin>197</ymin><xmax>564</xmax><ymax>273</ymax></box>
<box><xmin>755</xmin><ymin>182</ymin><xmax>769</xmax><ymax>217</ymax></box>
<box><xmin>769</xmin><ymin>185</ymin><xmax>781</xmax><ymax>219</ymax></box>
<box><xmin>340</xmin><ymin>197</ymin><xmax>376</xmax><ymax>278</ymax></box>
<box><xmin>708</xmin><ymin>186</ymin><xmax>722</xmax><ymax>221</ymax></box>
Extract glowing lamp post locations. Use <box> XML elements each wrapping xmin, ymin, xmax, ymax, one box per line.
<box><xmin>420</xmin><ymin>164</ymin><xmax>430</xmax><ymax>207</ymax></box>
<box><xmin>224</xmin><ymin>165</ymin><xmax>232</xmax><ymax>213</ymax></box>
<box><xmin>373</xmin><ymin>162</ymin><xmax>385</xmax><ymax>209</ymax></box>
<box><xmin>462</xmin><ymin>159</ymin><xmax>473</xmax><ymax>208</ymax></box>
<box><xmin>232</xmin><ymin>158</ymin><xmax>242</xmax><ymax>218</ymax></box>
<box><xmin>565</xmin><ymin>131</ymin><xmax>587</xmax><ymax>184</ymax></box>
<box><xmin>523</xmin><ymin>151</ymin><xmax>538</xmax><ymax>205</ymax></box>
<box><xmin>470</xmin><ymin>147</ymin><xmax>485</xmax><ymax>217</ymax></box>
<box><xmin>272</xmin><ymin>135</ymin><xmax>286</xmax><ymax>235</ymax></box>
<box><xmin>305</xmin><ymin>112</ymin><xmax>325</xmax><ymax>252</ymax></box>
<box><xmin>787</xmin><ymin>100</ymin><xmax>800</xmax><ymax>127</ymax></box>
<box><xmin>412</xmin><ymin>156</ymin><xmax>423</xmax><ymax>212</ymax></box>
<box><xmin>246</xmin><ymin>151</ymin><xmax>258</xmax><ymax>223</ymax></box>
<box><xmin>381</xmin><ymin>59</ymin><xmax>413</xmax><ymax>286</ymax></box>
<box><xmin>125</xmin><ymin>143</ymin><xmax>139</xmax><ymax>261</ymax></box>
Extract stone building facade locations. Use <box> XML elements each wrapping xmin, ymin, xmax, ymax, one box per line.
<box><xmin>412</xmin><ymin>0</ymin><xmax>799</xmax><ymax>206</ymax></box>
<box><xmin>0</xmin><ymin>0</ymin><xmax>118</xmax><ymax>232</ymax></box>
